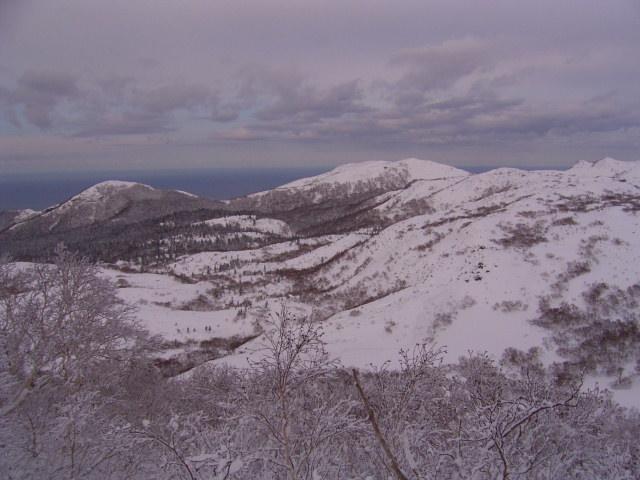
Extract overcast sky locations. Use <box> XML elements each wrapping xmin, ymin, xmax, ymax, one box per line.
<box><xmin>1</xmin><ymin>0</ymin><xmax>639</xmax><ymax>173</ymax></box>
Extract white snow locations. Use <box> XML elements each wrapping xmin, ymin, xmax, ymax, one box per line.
<box><xmin>251</xmin><ymin>157</ymin><xmax>468</xmax><ymax>195</ymax></box>
<box><xmin>173</xmin><ymin>189</ymin><xmax>199</xmax><ymax>198</ymax></box>
<box><xmin>195</xmin><ymin>215</ymin><xmax>292</xmax><ymax>236</ymax></box>
<box><xmin>12</xmin><ymin>209</ymin><xmax>40</xmax><ymax>222</ymax></box>
<box><xmin>20</xmin><ymin>157</ymin><xmax>640</xmax><ymax>407</ymax></box>
<box><xmin>100</xmin><ymin>269</ymin><xmax>256</xmax><ymax>342</ymax></box>
<box><xmin>72</xmin><ymin>180</ymin><xmax>151</xmax><ymax>202</ymax></box>
<box><xmin>181</xmin><ymin>158</ymin><xmax>640</xmax><ymax>407</ymax></box>
<box><xmin>569</xmin><ymin>157</ymin><xmax>640</xmax><ymax>179</ymax></box>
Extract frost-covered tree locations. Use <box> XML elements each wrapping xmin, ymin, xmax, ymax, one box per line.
<box><xmin>1</xmin><ymin>246</ymin><xmax>148</xmax><ymax>416</ymax></box>
<box><xmin>226</xmin><ymin>306</ymin><xmax>363</xmax><ymax>479</ymax></box>
<box><xmin>0</xmin><ymin>247</ymin><xmax>153</xmax><ymax>478</ymax></box>
<box><xmin>351</xmin><ymin>343</ymin><xmax>448</xmax><ymax>479</ymax></box>
<box><xmin>2</xmin><ymin>256</ymin><xmax>639</xmax><ymax>480</ymax></box>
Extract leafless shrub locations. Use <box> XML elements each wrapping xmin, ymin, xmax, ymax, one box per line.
<box><xmin>556</xmin><ymin>194</ymin><xmax>600</xmax><ymax>212</ymax></box>
<box><xmin>493</xmin><ymin>300</ymin><xmax>528</xmax><ymax>312</ymax></box>
<box><xmin>115</xmin><ymin>277</ymin><xmax>132</xmax><ymax>288</ymax></box>
<box><xmin>500</xmin><ymin>347</ymin><xmax>543</xmax><ymax>374</ymax></box>
<box><xmin>398</xmin><ymin>197</ymin><xmax>435</xmax><ymax>217</ymax></box>
<box><xmin>601</xmin><ymin>192</ymin><xmax>640</xmax><ymax>212</ymax></box>
<box><xmin>551</xmin><ymin>260</ymin><xmax>593</xmax><ymax>295</ymax></box>
<box><xmin>580</xmin><ymin>234</ymin><xmax>609</xmax><ymax>260</ymax></box>
<box><xmin>432</xmin><ymin>312</ymin><xmax>454</xmax><ymax>330</ymax></box>
<box><xmin>473</xmin><ymin>184</ymin><xmax>513</xmax><ymax>201</ymax></box>
<box><xmin>179</xmin><ymin>294</ymin><xmax>213</xmax><ymax>311</ymax></box>
<box><xmin>517</xmin><ymin>210</ymin><xmax>541</xmax><ymax>218</ymax></box>
<box><xmin>414</xmin><ymin>231</ymin><xmax>445</xmax><ymax>252</ymax></box>
<box><xmin>551</xmin><ymin>216</ymin><xmax>577</xmax><ymax>226</ymax></box>
<box><xmin>582</xmin><ymin>282</ymin><xmax>609</xmax><ymax>306</ymax></box>
<box><xmin>494</xmin><ymin>221</ymin><xmax>548</xmax><ymax>248</ymax></box>
<box><xmin>171</xmin><ymin>272</ymin><xmax>198</xmax><ymax>284</ymax></box>
<box><xmin>533</xmin><ymin>282</ymin><xmax>640</xmax><ymax>378</ymax></box>
<box><xmin>566</xmin><ymin>260</ymin><xmax>591</xmax><ymax>278</ymax></box>
<box><xmin>533</xmin><ymin>298</ymin><xmax>585</xmax><ymax>329</ymax></box>
<box><xmin>459</xmin><ymin>295</ymin><xmax>476</xmax><ymax>309</ymax></box>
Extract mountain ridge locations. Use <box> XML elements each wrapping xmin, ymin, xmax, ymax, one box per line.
<box><xmin>3</xmin><ymin>157</ymin><xmax>640</xmax><ymax>409</ymax></box>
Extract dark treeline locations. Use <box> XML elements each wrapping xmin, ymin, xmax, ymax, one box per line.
<box><xmin>0</xmin><ymin>176</ymin><xmax>431</xmax><ymax>266</ymax></box>
<box><xmin>0</xmin><ymin>209</ymin><xmax>293</xmax><ymax>266</ymax></box>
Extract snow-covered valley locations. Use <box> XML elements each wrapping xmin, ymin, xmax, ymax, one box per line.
<box><xmin>3</xmin><ymin>157</ymin><xmax>640</xmax><ymax>479</ymax></box>
<box><xmin>5</xmin><ymin>157</ymin><xmax>638</xmax><ymax>407</ymax></box>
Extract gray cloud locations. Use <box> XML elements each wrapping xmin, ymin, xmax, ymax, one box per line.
<box><xmin>215</xmin><ymin>84</ymin><xmax>640</xmax><ymax>151</ymax></box>
<box><xmin>1</xmin><ymin>70</ymin><xmax>80</xmax><ymax>128</ymax></box>
<box><xmin>1</xmin><ymin>0</ymin><xmax>639</xmax><ymax>171</ymax></box>
<box><xmin>0</xmin><ymin>74</ymin><xmax>240</xmax><ymax>137</ymax></box>
<box><xmin>134</xmin><ymin>84</ymin><xmax>210</xmax><ymax>114</ymax></box>
<box><xmin>19</xmin><ymin>70</ymin><xmax>79</xmax><ymax>98</ymax></box>
<box><xmin>73</xmin><ymin>111</ymin><xmax>173</xmax><ymax>137</ymax></box>
<box><xmin>256</xmin><ymin>80</ymin><xmax>369</xmax><ymax>123</ymax></box>
<box><xmin>390</xmin><ymin>37</ymin><xmax>492</xmax><ymax>92</ymax></box>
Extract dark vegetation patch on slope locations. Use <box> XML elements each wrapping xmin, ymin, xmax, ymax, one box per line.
<box><xmin>534</xmin><ymin>282</ymin><xmax>640</xmax><ymax>387</ymax></box>
<box><xmin>0</xmin><ymin>208</ymin><xmax>292</xmax><ymax>264</ymax></box>
<box><xmin>153</xmin><ymin>334</ymin><xmax>259</xmax><ymax>378</ymax></box>
<box><xmin>555</xmin><ymin>192</ymin><xmax>640</xmax><ymax>213</ymax></box>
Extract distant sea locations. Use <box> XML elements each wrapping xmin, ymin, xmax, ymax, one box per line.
<box><xmin>0</xmin><ymin>164</ymin><xmax>558</xmax><ymax>212</ymax></box>
<box><xmin>0</xmin><ymin>167</ymin><xmax>330</xmax><ymax>211</ymax></box>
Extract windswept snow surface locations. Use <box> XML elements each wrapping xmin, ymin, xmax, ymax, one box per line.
<box><xmin>250</xmin><ymin>158</ymin><xmax>469</xmax><ymax>198</ymax></box>
<box><xmin>279</xmin><ymin>158</ymin><xmax>469</xmax><ymax>189</ymax></box>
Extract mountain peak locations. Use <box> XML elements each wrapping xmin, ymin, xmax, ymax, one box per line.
<box><xmin>278</xmin><ymin>158</ymin><xmax>468</xmax><ymax>191</ymax></box>
<box><xmin>2</xmin><ymin>180</ymin><xmax>217</xmax><ymax>235</ymax></box>
<box><xmin>71</xmin><ymin>180</ymin><xmax>154</xmax><ymax>203</ymax></box>
<box><xmin>569</xmin><ymin>157</ymin><xmax>639</xmax><ymax>178</ymax></box>
<box><xmin>394</xmin><ymin>157</ymin><xmax>469</xmax><ymax>179</ymax></box>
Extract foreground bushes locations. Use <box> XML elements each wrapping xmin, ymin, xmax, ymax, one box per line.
<box><xmin>1</xmin><ymin>254</ymin><xmax>639</xmax><ymax>479</ymax></box>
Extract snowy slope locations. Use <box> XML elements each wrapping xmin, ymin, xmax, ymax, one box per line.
<box><xmin>195</xmin><ymin>215</ymin><xmax>292</xmax><ymax>236</ymax></box>
<box><xmin>163</xmin><ymin>157</ymin><xmax>640</xmax><ymax>406</ymax></box>
<box><xmin>18</xmin><ymin>157</ymin><xmax>637</xmax><ymax>405</ymax></box>
<box><xmin>276</xmin><ymin>158</ymin><xmax>469</xmax><ymax>190</ymax></box>
<box><xmin>228</xmin><ymin>158</ymin><xmax>470</xmax><ymax>214</ymax></box>
<box><xmin>569</xmin><ymin>157</ymin><xmax>640</xmax><ymax>180</ymax></box>
<box><xmin>0</xmin><ymin>209</ymin><xmax>40</xmax><ymax>230</ymax></box>
<box><xmin>63</xmin><ymin>180</ymin><xmax>153</xmax><ymax>204</ymax></box>
<box><xmin>1</xmin><ymin>180</ymin><xmax>220</xmax><ymax>237</ymax></box>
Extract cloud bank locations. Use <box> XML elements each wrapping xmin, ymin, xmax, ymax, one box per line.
<box><xmin>0</xmin><ymin>0</ymin><xmax>639</xmax><ymax>172</ymax></box>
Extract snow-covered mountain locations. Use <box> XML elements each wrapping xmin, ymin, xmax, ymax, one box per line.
<box><xmin>0</xmin><ymin>209</ymin><xmax>39</xmax><ymax>231</ymax></box>
<box><xmin>1</xmin><ymin>180</ymin><xmax>222</xmax><ymax>235</ymax></box>
<box><xmin>3</xmin><ymin>157</ymin><xmax>640</xmax><ymax>406</ymax></box>
<box><xmin>227</xmin><ymin>158</ymin><xmax>469</xmax><ymax>216</ymax></box>
<box><xmin>273</xmin><ymin>157</ymin><xmax>468</xmax><ymax>190</ymax></box>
